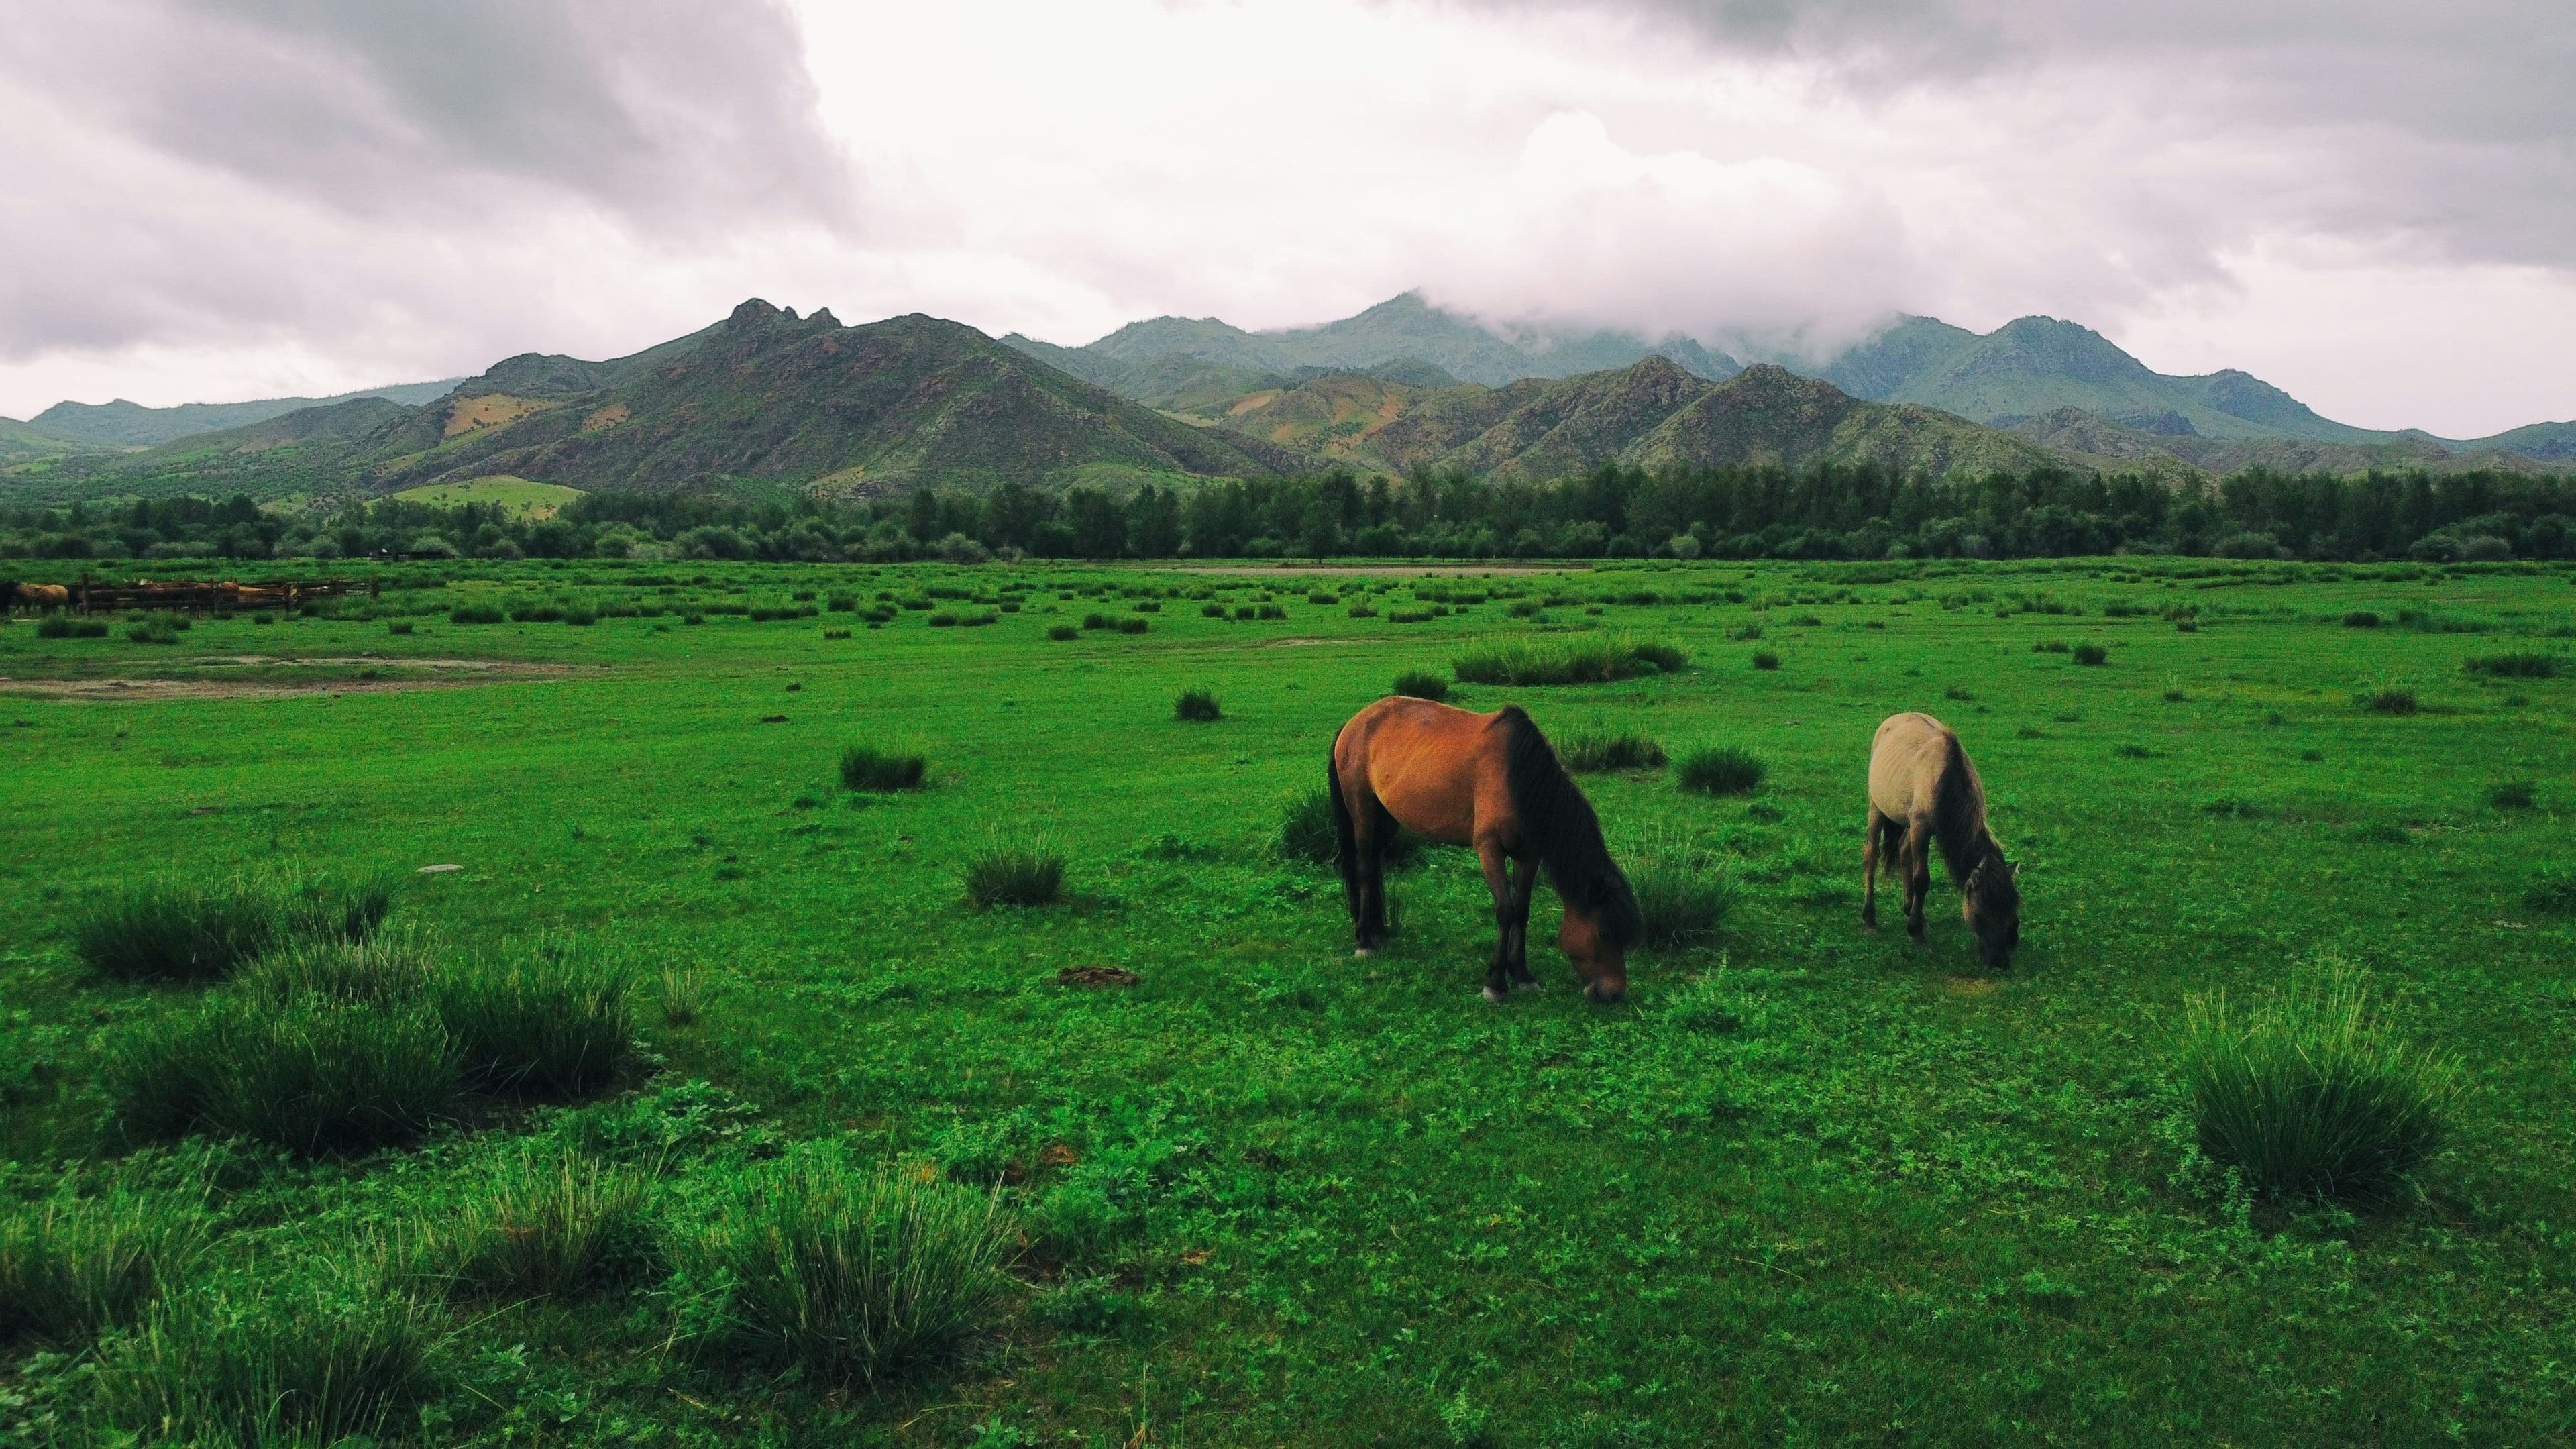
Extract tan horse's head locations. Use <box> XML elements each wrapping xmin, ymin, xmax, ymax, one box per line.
<box><xmin>1560</xmin><ymin>906</ymin><xmax>1628</xmax><ymax>1003</ymax></box>
<box><xmin>1963</xmin><ymin>848</ymin><xmax>2021</xmax><ymax>969</ymax></box>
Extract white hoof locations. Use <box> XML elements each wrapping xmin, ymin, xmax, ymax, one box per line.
<box><xmin>1354</xmin><ymin>948</ymin><xmax>1376</xmax><ymax>959</ymax></box>
<box><xmin>1481</xmin><ymin>984</ymin><xmax>1508</xmax><ymax>1004</ymax></box>
<box><xmin>1512</xmin><ymin>977</ymin><xmax>1544</xmax><ymax>991</ymax></box>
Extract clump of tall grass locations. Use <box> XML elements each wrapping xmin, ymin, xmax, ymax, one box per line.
<box><xmin>97</xmin><ymin>1256</ymin><xmax>445</xmax><ymax>1448</ymax></box>
<box><xmin>2175</xmin><ymin>967</ymin><xmax>2459</xmax><ymax>1202</ymax></box>
<box><xmin>1173</xmin><ymin>688</ymin><xmax>1221</xmax><ymax>722</ymax></box>
<box><xmin>1750</xmin><ymin>650</ymin><xmax>1780</xmax><ymax>671</ymax></box>
<box><xmin>963</xmin><ymin>845</ymin><xmax>1066</xmax><ymax>908</ymax></box>
<box><xmin>1451</xmin><ymin>635</ymin><xmax>1684</xmax><ymax>686</ymax></box>
<box><xmin>240</xmin><ymin>930</ymin><xmax>436</xmax><ymax>1006</ymax></box>
<box><xmin>437</xmin><ymin>949</ymin><xmax>638</xmax><ymax>1100</ymax></box>
<box><xmin>70</xmin><ymin>872</ymin><xmax>394</xmax><ymax>983</ymax></box>
<box><xmin>428</xmin><ymin>1150</ymin><xmax>655</xmax><ymax>1301</ymax></box>
<box><xmin>1676</xmin><ymin>746</ymin><xmax>1766</xmax><ymax>796</ymax></box>
<box><xmin>1626</xmin><ymin>843</ymin><xmax>1733</xmax><ymax>948</ymax></box>
<box><xmin>1559</xmin><ymin>731</ymin><xmax>1668</xmax><ymax>773</ymax></box>
<box><xmin>840</xmin><ymin>745</ymin><xmax>927</xmax><ymax>792</ymax></box>
<box><xmin>2362</xmin><ymin>688</ymin><xmax>2419</xmax><ymax>715</ymax></box>
<box><xmin>2465</xmin><ymin>652</ymin><xmax>2560</xmax><ymax>678</ymax></box>
<box><xmin>667</xmin><ymin>1154</ymin><xmax>1015</xmax><ymax>1389</ymax></box>
<box><xmin>107</xmin><ymin>994</ymin><xmax>459</xmax><ymax>1156</ymax></box>
<box><xmin>1277</xmin><ymin>789</ymin><xmax>1422</xmax><ymax>869</ymax></box>
<box><xmin>1390</xmin><ymin>669</ymin><xmax>1448</xmax><ymax>701</ymax></box>
<box><xmin>0</xmin><ymin>1179</ymin><xmax>210</xmax><ymax>1345</ymax></box>
<box><xmin>2491</xmin><ymin>780</ymin><xmax>2538</xmax><ymax>809</ymax></box>
<box><xmin>2072</xmin><ymin>643</ymin><xmax>2109</xmax><ymax>666</ymax></box>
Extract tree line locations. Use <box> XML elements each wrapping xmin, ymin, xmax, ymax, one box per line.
<box><xmin>5</xmin><ymin>462</ymin><xmax>2574</xmax><ymax>566</ymax></box>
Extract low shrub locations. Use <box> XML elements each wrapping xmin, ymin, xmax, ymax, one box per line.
<box><xmin>1173</xmin><ymin>688</ymin><xmax>1221</xmax><ymax>722</ymax></box>
<box><xmin>1117</xmin><ymin>617</ymin><xmax>1149</xmax><ymax>635</ymax></box>
<box><xmin>2363</xmin><ymin>688</ymin><xmax>2418</xmax><ymax>715</ymax></box>
<box><xmin>667</xmin><ymin>1153</ymin><xmax>1015</xmax><ymax>1389</ymax></box>
<box><xmin>2342</xmin><ymin>610</ymin><xmax>2381</xmax><ymax>628</ymax></box>
<box><xmin>1750</xmin><ymin>651</ymin><xmax>1780</xmax><ymax>671</ymax></box>
<box><xmin>1048</xmin><ymin>624</ymin><xmax>1079</xmax><ymax>641</ymax></box>
<box><xmin>387</xmin><ymin>619</ymin><xmax>415</xmax><ymax>635</ymax></box>
<box><xmin>1630</xmin><ymin>641</ymin><xmax>1688</xmax><ymax>674</ymax></box>
<box><xmin>510</xmin><ymin>605</ymin><xmax>564</xmax><ymax>624</ymax></box>
<box><xmin>108</xmin><ymin>995</ymin><xmax>458</xmax><ymax>1156</ymax></box>
<box><xmin>97</xmin><ymin>1256</ymin><xmax>444</xmax><ymax>1448</ymax></box>
<box><xmin>2033</xmin><ymin>640</ymin><xmax>2070</xmax><ymax>653</ymax></box>
<box><xmin>963</xmin><ymin>846</ymin><xmax>1065</xmax><ymax>908</ymax></box>
<box><xmin>1201</xmin><ymin>602</ymin><xmax>1228</xmax><ymax>618</ymax></box>
<box><xmin>2072</xmin><ymin>643</ymin><xmax>2108</xmax><ymax>666</ymax></box>
<box><xmin>2465</xmin><ymin>653</ymin><xmax>2559</xmax><ymax>678</ymax></box>
<box><xmin>1081</xmin><ymin>612</ymin><xmax>1112</xmax><ymax>631</ymax></box>
<box><xmin>448</xmin><ymin>604</ymin><xmax>505</xmax><ymax>625</ymax></box>
<box><xmin>1559</xmin><ymin>731</ymin><xmax>1668</xmax><ymax>773</ymax></box>
<box><xmin>437</xmin><ymin>950</ymin><xmax>638</xmax><ymax>1100</ymax></box>
<box><xmin>127</xmin><ymin>619</ymin><xmax>180</xmax><ymax>644</ymax></box>
<box><xmin>2176</xmin><ymin>967</ymin><xmax>2459</xmax><ymax>1201</ymax></box>
<box><xmin>841</xmin><ymin>745</ymin><xmax>927</xmax><ymax>792</ymax></box>
<box><xmin>1346</xmin><ymin>601</ymin><xmax>1379</xmax><ymax>619</ymax></box>
<box><xmin>0</xmin><ymin>1180</ymin><xmax>210</xmax><ymax>1345</ymax></box>
<box><xmin>1451</xmin><ymin>636</ymin><xmax>1681</xmax><ymax>686</ymax></box>
<box><xmin>1390</xmin><ymin>669</ymin><xmax>1449</xmax><ymax>701</ymax></box>
<box><xmin>1677</xmin><ymin>746</ymin><xmax>1766</xmax><ymax>796</ymax></box>
<box><xmin>431</xmin><ymin>1150</ymin><xmax>655</xmax><ymax>1301</ymax></box>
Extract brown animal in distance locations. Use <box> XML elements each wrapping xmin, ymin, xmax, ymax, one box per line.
<box><xmin>1864</xmin><ymin>712</ymin><xmax>2021</xmax><ymax>968</ymax></box>
<box><xmin>1330</xmin><ymin>696</ymin><xmax>1640</xmax><ymax>1003</ymax></box>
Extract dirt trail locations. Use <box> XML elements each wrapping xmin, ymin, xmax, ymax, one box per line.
<box><xmin>0</xmin><ymin>655</ymin><xmax>587</xmax><ymax>700</ymax></box>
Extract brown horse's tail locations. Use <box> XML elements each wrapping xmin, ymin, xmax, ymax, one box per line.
<box><xmin>1328</xmin><ymin>749</ymin><xmax>1359</xmax><ymax>901</ymax></box>
<box><xmin>1499</xmin><ymin>708</ymin><xmax>1640</xmax><ymax>948</ymax></box>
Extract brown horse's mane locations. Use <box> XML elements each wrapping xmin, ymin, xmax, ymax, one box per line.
<box><xmin>1499</xmin><ymin>707</ymin><xmax>1641</xmax><ymax>948</ymax></box>
<box><xmin>1931</xmin><ymin>733</ymin><xmax>2014</xmax><ymax>899</ymax></box>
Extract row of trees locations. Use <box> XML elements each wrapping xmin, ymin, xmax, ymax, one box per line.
<box><xmin>5</xmin><ymin>462</ymin><xmax>2574</xmax><ymax>565</ymax></box>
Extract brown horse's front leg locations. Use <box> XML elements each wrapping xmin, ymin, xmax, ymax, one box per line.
<box><xmin>1475</xmin><ymin>840</ymin><xmax>1516</xmax><ymax>1004</ymax></box>
<box><xmin>1861</xmin><ymin>808</ymin><xmax>1884</xmax><ymax>931</ymax></box>
<box><xmin>1505</xmin><ymin>852</ymin><xmax>1542</xmax><ymax>989</ymax></box>
<box><xmin>1901</xmin><ymin>817</ymin><xmax>1932</xmax><ymax>941</ymax></box>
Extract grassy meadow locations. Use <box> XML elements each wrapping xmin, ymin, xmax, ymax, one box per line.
<box><xmin>3</xmin><ymin>555</ymin><xmax>2574</xmax><ymax>1445</ymax></box>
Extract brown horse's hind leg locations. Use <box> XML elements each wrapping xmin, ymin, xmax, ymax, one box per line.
<box><xmin>1357</xmin><ymin>796</ymin><xmax>1396</xmax><ymax>950</ymax></box>
<box><xmin>1901</xmin><ymin>816</ymin><xmax>1933</xmax><ymax>941</ymax></box>
<box><xmin>1475</xmin><ymin>840</ymin><xmax>1517</xmax><ymax>1004</ymax></box>
<box><xmin>1505</xmin><ymin>852</ymin><xmax>1542</xmax><ymax>990</ymax></box>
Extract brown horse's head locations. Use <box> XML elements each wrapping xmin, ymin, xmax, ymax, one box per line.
<box><xmin>1560</xmin><ymin>906</ymin><xmax>1628</xmax><ymax>1003</ymax></box>
<box><xmin>1963</xmin><ymin>848</ymin><xmax>2021</xmax><ymax>969</ymax></box>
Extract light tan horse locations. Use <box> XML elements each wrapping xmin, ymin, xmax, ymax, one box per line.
<box><xmin>1330</xmin><ymin>696</ymin><xmax>1640</xmax><ymax>1003</ymax></box>
<box><xmin>1864</xmin><ymin>712</ymin><xmax>2021</xmax><ymax>968</ymax></box>
<box><xmin>5</xmin><ymin>582</ymin><xmax>70</xmax><ymax>611</ymax></box>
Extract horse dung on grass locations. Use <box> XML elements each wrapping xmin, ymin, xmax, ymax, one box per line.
<box><xmin>1329</xmin><ymin>697</ymin><xmax>1640</xmax><ymax>1004</ymax></box>
<box><xmin>1863</xmin><ymin>712</ymin><xmax>2021</xmax><ymax>969</ymax></box>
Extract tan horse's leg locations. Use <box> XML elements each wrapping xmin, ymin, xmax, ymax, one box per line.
<box><xmin>1862</xmin><ymin>806</ymin><xmax>1887</xmax><ymax>930</ymax></box>
<box><xmin>1505</xmin><ymin>852</ymin><xmax>1542</xmax><ymax>990</ymax></box>
<box><xmin>1475</xmin><ymin>839</ymin><xmax>1517</xmax><ymax>1004</ymax></box>
<box><xmin>1901</xmin><ymin>816</ymin><xmax>1933</xmax><ymax>941</ymax></box>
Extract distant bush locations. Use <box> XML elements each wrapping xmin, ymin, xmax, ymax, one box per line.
<box><xmin>1047</xmin><ymin>624</ymin><xmax>1079</xmax><ymax>641</ymax></box>
<box><xmin>840</xmin><ymin>746</ymin><xmax>927</xmax><ymax>792</ymax></box>
<box><xmin>2342</xmin><ymin>610</ymin><xmax>2381</xmax><ymax>628</ymax></box>
<box><xmin>2363</xmin><ymin>688</ymin><xmax>2418</xmax><ymax>715</ymax></box>
<box><xmin>1346</xmin><ymin>601</ymin><xmax>1378</xmax><ymax>619</ymax></box>
<box><xmin>1452</xmin><ymin>636</ymin><xmax>1681</xmax><ymax>686</ymax></box>
<box><xmin>1387</xmin><ymin>608</ymin><xmax>1435</xmax><ymax>624</ymax></box>
<box><xmin>2072</xmin><ymin>643</ymin><xmax>2108</xmax><ymax>666</ymax></box>
<box><xmin>1118</xmin><ymin>617</ymin><xmax>1148</xmax><ymax>634</ymax></box>
<box><xmin>1390</xmin><ymin>669</ymin><xmax>1448</xmax><ymax>701</ymax></box>
<box><xmin>1750</xmin><ymin>651</ymin><xmax>1780</xmax><ymax>671</ymax></box>
<box><xmin>1081</xmin><ymin>612</ymin><xmax>1111</xmax><ymax>630</ymax></box>
<box><xmin>667</xmin><ymin>1154</ymin><xmax>1014</xmax><ymax>1389</ymax></box>
<box><xmin>36</xmin><ymin>617</ymin><xmax>109</xmax><ymax>639</ymax></box>
<box><xmin>2033</xmin><ymin>639</ymin><xmax>2070</xmax><ymax>653</ymax></box>
<box><xmin>0</xmin><ymin>1180</ymin><xmax>209</xmax><ymax>1346</ymax></box>
<box><xmin>2465</xmin><ymin>653</ymin><xmax>2559</xmax><ymax>678</ymax></box>
<box><xmin>126</xmin><ymin>619</ymin><xmax>180</xmax><ymax>644</ymax></box>
<box><xmin>449</xmin><ymin>604</ymin><xmax>505</xmax><ymax>625</ymax></box>
<box><xmin>2491</xmin><ymin>780</ymin><xmax>2538</xmax><ymax>809</ymax></box>
<box><xmin>1173</xmin><ymin>688</ymin><xmax>1220</xmax><ymax>722</ymax></box>
<box><xmin>387</xmin><ymin>620</ymin><xmax>414</xmax><ymax>635</ymax></box>
<box><xmin>430</xmin><ymin>1149</ymin><xmax>655</xmax><ymax>1301</ymax></box>
<box><xmin>98</xmin><ymin>1255</ymin><xmax>443</xmax><ymax>1448</ymax></box>
<box><xmin>2176</xmin><ymin>967</ymin><xmax>2458</xmax><ymax>1201</ymax></box>
<box><xmin>510</xmin><ymin>605</ymin><xmax>564</xmax><ymax>623</ymax></box>
<box><xmin>1559</xmin><ymin>731</ymin><xmax>1668</xmax><ymax>773</ymax></box>
<box><xmin>1677</xmin><ymin>746</ymin><xmax>1765</xmax><ymax>796</ymax></box>
<box><xmin>963</xmin><ymin>845</ymin><xmax>1065</xmax><ymax>909</ymax></box>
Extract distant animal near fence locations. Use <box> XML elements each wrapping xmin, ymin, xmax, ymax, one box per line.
<box><xmin>2</xmin><ymin>578</ymin><xmax>372</xmax><ymax>614</ymax></box>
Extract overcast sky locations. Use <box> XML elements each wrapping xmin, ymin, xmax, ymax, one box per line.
<box><xmin>3</xmin><ymin>0</ymin><xmax>2570</xmax><ymax>436</ymax></box>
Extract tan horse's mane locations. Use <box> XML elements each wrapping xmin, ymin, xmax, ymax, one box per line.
<box><xmin>1930</xmin><ymin>734</ymin><xmax>2000</xmax><ymax>885</ymax></box>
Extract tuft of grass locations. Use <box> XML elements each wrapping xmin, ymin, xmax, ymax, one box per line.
<box><xmin>1277</xmin><ymin>788</ymin><xmax>1421</xmax><ymax>869</ymax></box>
<box><xmin>448</xmin><ymin>604</ymin><xmax>505</xmax><ymax>624</ymax></box>
<box><xmin>285</xmin><ymin>871</ymin><xmax>398</xmax><ymax>947</ymax></box>
<box><xmin>241</xmin><ymin>930</ymin><xmax>436</xmax><ymax>1006</ymax></box>
<box><xmin>1750</xmin><ymin>650</ymin><xmax>1780</xmax><ymax>671</ymax></box>
<box><xmin>108</xmin><ymin>995</ymin><xmax>459</xmax><ymax>1156</ymax></box>
<box><xmin>2465</xmin><ymin>653</ymin><xmax>2559</xmax><ymax>678</ymax></box>
<box><xmin>2363</xmin><ymin>688</ymin><xmax>2419</xmax><ymax>715</ymax></box>
<box><xmin>0</xmin><ymin>1179</ymin><xmax>210</xmax><ymax>1346</ymax></box>
<box><xmin>2175</xmin><ymin>967</ymin><xmax>2459</xmax><ymax>1202</ymax></box>
<box><xmin>2342</xmin><ymin>610</ymin><xmax>2381</xmax><ymax>628</ymax></box>
<box><xmin>97</xmin><ymin>1256</ymin><xmax>444</xmax><ymax>1448</ymax></box>
<box><xmin>2524</xmin><ymin>869</ymin><xmax>2576</xmax><ymax>914</ymax></box>
<box><xmin>437</xmin><ymin>949</ymin><xmax>638</xmax><ymax>1100</ymax></box>
<box><xmin>1559</xmin><ymin>731</ymin><xmax>1668</xmax><ymax>773</ymax></box>
<box><xmin>429</xmin><ymin>1150</ymin><xmax>656</xmax><ymax>1301</ymax></box>
<box><xmin>1047</xmin><ymin>624</ymin><xmax>1079</xmax><ymax>641</ymax></box>
<box><xmin>841</xmin><ymin>745</ymin><xmax>927</xmax><ymax>792</ymax></box>
<box><xmin>2490</xmin><ymin>780</ymin><xmax>2538</xmax><ymax>809</ymax></box>
<box><xmin>1450</xmin><ymin>636</ymin><xmax>1682</xmax><ymax>686</ymax></box>
<box><xmin>387</xmin><ymin>619</ymin><xmax>415</xmax><ymax>635</ymax></box>
<box><xmin>963</xmin><ymin>845</ymin><xmax>1066</xmax><ymax>909</ymax></box>
<box><xmin>1173</xmin><ymin>688</ymin><xmax>1221</xmax><ymax>722</ymax></box>
<box><xmin>1676</xmin><ymin>746</ymin><xmax>1766</xmax><ymax>796</ymax></box>
<box><xmin>1390</xmin><ymin>669</ymin><xmax>1449</xmax><ymax>702</ymax></box>
<box><xmin>1627</xmin><ymin>846</ymin><xmax>1733</xmax><ymax>948</ymax></box>
<box><xmin>69</xmin><ymin>879</ymin><xmax>286</xmax><ymax>983</ymax></box>
<box><xmin>2072</xmin><ymin>643</ymin><xmax>2108</xmax><ymax>666</ymax></box>
<box><xmin>660</xmin><ymin>965</ymin><xmax>704</xmax><ymax>1026</ymax></box>
<box><xmin>668</xmin><ymin>1154</ymin><xmax>1016</xmax><ymax>1389</ymax></box>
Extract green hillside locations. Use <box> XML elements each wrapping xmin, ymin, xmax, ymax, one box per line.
<box><xmin>28</xmin><ymin>378</ymin><xmax>464</xmax><ymax>447</ymax></box>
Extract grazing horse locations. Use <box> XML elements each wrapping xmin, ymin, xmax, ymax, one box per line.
<box><xmin>6</xmin><ymin>582</ymin><xmax>70</xmax><ymax>612</ymax></box>
<box><xmin>1864</xmin><ymin>712</ymin><xmax>2021</xmax><ymax>968</ymax></box>
<box><xmin>1330</xmin><ymin>696</ymin><xmax>1640</xmax><ymax>1003</ymax></box>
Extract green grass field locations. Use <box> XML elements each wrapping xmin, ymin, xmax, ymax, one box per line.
<box><xmin>4</xmin><ymin>555</ymin><xmax>2574</xmax><ymax>1444</ymax></box>
<box><xmin>384</xmin><ymin>476</ymin><xmax>584</xmax><ymax>516</ymax></box>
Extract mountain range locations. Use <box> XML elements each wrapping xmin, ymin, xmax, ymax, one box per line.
<box><xmin>5</xmin><ymin>292</ymin><xmax>2567</xmax><ymax>504</ymax></box>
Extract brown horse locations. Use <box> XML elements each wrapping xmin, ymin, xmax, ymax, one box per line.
<box><xmin>4</xmin><ymin>582</ymin><xmax>69</xmax><ymax>612</ymax></box>
<box><xmin>1863</xmin><ymin>712</ymin><xmax>2021</xmax><ymax>968</ymax></box>
<box><xmin>1330</xmin><ymin>696</ymin><xmax>1640</xmax><ymax>1003</ymax></box>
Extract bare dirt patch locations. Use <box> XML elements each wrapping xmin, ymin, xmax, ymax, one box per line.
<box><xmin>1056</xmin><ymin>965</ymin><xmax>1141</xmax><ymax>988</ymax></box>
<box><xmin>0</xmin><ymin>655</ymin><xmax>588</xmax><ymax>700</ymax></box>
